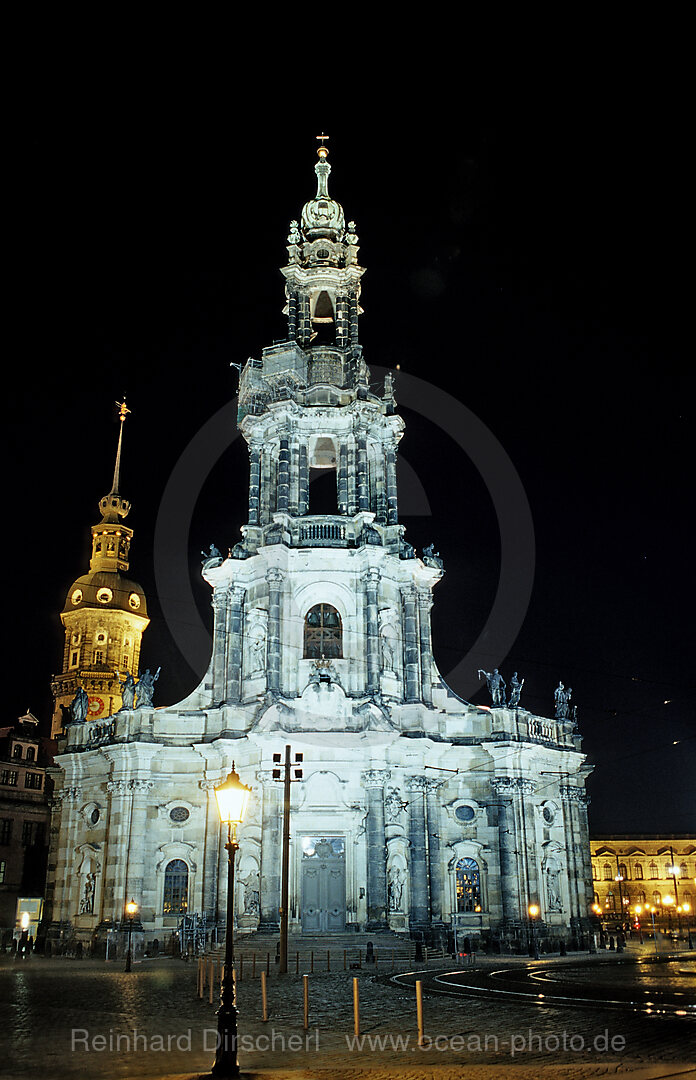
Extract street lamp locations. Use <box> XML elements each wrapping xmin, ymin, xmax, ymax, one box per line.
<box><xmin>205</xmin><ymin>763</ymin><xmax>252</xmax><ymax>1079</ymax></box>
<box><xmin>528</xmin><ymin>903</ymin><xmax>540</xmax><ymax>960</ymax></box>
<box><xmin>124</xmin><ymin>898</ymin><xmax>138</xmax><ymax>972</ymax></box>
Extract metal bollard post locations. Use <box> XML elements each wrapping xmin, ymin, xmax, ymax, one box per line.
<box><xmin>303</xmin><ymin>974</ymin><xmax>309</xmax><ymax>1030</ymax></box>
<box><xmin>261</xmin><ymin>970</ymin><xmax>268</xmax><ymax>1022</ymax></box>
<box><xmin>416</xmin><ymin>979</ymin><xmax>424</xmax><ymax>1047</ymax></box>
<box><xmin>353</xmin><ymin>977</ymin><xmax>360</xmax><ymax>1036</ymax></box>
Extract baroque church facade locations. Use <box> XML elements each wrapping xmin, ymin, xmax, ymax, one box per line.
<box><xmin>46</xmin><ymin>144</ymin><xmax>593</xmax><ymax>949</ymax></box>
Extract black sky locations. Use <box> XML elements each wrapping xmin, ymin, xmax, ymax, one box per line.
<box><xmin>7</xmin><ymin>94</ymin><xmax>694</xmax><ymax>834</ymax></box>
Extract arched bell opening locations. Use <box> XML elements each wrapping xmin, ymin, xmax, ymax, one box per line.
<box><xmin>311</xmin><ymin>290</ymin><xmax>336</xmax><ymax>344</ymax></box>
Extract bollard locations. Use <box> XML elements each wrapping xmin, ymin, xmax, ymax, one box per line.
<box><xmin>266</xmin><ymin>952</ymin><xmax>270</xmax><ymax>977</ymax></box>
<box><xmin>416</xmin><ymin>979</ymin><xmax>424</xmax><ymax>1047</ymax></box>
<box><xmin>261</xmin><ymin>970</ymin><xmax>268</xmax><ymax>1022</ymax></box>
<box><xmin>424</xmin><ymin>947</ymin><xmax>429</xmax><ymax>967</ymax></box>
<box><xmin>252</xmin><ymin>952</ymin><xmax>256</xmax><ymax>978</ymax></box>
<box><xmin>327</xmin><ymin>949</ymin><xmax>331</xmax><ymax>972</ymax></box>
<box><xmin>303</xmin><ymin>974</ymin><xmax>309</xmax><ymax>1030</ymax></box>
<box><xmin>209</xmin><ymin>960</ymin><xmax>214</xmax><ymax>1004</ymax></box>
<box><xmin>353</xmin><ymin>976</ymin><xmax>360</xmax><ymax>1036</ymax></box>
<box><xmin>344</xmin><ymin>948</ymin><xmax>347</xmax><ymax>971</ymax></box>
<box><xmin>296</xmin><ymin>950</ymin><xmax>299</xmax><ymax>975</ymax></box>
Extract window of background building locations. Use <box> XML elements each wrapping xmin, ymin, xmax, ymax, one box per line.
<box><xmin>653</xmin><ymin>890</ymin><xmax>662</xmax><ymax>905</ymax></box>
<box><xmin>603</xmin><ymin>863</ymin><xmax>612</xmax><ymax>880</ymax></box>
<box><xmin>26</xmin><ymin>747</ymin><xmax>36</xmax><ymax>762</ymax></box>
<box><xmin>0</xmin><ymin>860</ymin><xmax>5</xmax><ymax>883</ymax></box>
<box><xmin>635</xmin><ymin>864</ymin><xmax>643</xmax><ymax>879</ymax></box>
<box><xmin>650</xmin><ymin>861</ymin><xmax>659</xmax><ymax>878</ymax></box>
<box><xmin>13</xmin><ymin>745</ymin><xmax>22</xmax><ymax>760</ymax></box>
<box><xmin>619</xmin><ymin>863</ymin><xmax>628</xmax><ymax>879</ymax></box>
<box><xmin>1</xmin><ymin>770</ymin><xmax>18</xmax><ymax>786</ymax></box>
<box><xmin>24</xmin><ymin>773</ymin><xmax>42</xmax><ymax>790</ymax></box>
<box><xmin>22</xmin><ymin>821</ymin><xmax>35</xmax><ymax>845</ymax></box>
<box><xmin>0</xmin><ymin>819</ymin><xmax>11</xmax><ymax>845</ymax></box>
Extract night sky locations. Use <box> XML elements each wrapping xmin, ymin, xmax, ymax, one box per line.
<box><xmin>8</xmin><ymin>101</ymin><xmax>693</xmax><ymax>835</ymax></box>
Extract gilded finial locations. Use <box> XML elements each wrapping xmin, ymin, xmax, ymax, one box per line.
<box><xmin>316</xmin><ymin>132</ymin><xmax>330</xmax><ymax>159</ymax></box>
<box><xmin>115</xmin><ymin>396</ymin><xmax>131</xmax><ymax>424</ymax></box>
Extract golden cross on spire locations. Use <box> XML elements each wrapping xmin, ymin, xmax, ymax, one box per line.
<box><xmin>115</xmin><ymin>396</ymin><xmax>131</xmax><ymax>423</ymax></box>
<box><xmin>316</xmin><ymin>132</ymin><xmax>330</xmax><ymax>159</ymax></box>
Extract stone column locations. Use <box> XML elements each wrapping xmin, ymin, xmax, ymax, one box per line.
<box><xmin>362</xmin><ymin>770</ymin><xmax>390</xmax><ymax>929</ymax></box>
<box><xmin>402</xmin><ymin>587</ymin><xmax>420</xmax><ymax>703</ymax></box>
<box><xmin>386</xmin><ymin>445</ymin><xmax>398</xmax><ymax>524</ymax></box>
<box><xmin>258</xmin><ymin>772</ymin><xmax>281</xmax><ymax>931</ymax></box>
<box><xmin>491</xmin><ymin>777</ymin><xmax>521</xmax><ymax>924</ymax></box>
<box><xmin>105</xmin><ymin>778</ymin><xmax>132</xmax><ymax>923</ymax></box>
<box><xmin>277</xmin><ymin>435</ymin><xmax>290</xmax><ymax>512</ymax></box>
<box><xmin>337</xmin><ymin>442</ymin><xmax>348</xmax><ymax>514</ymax></box>
<box><xmin>226</xmin><ymin>586</ymin><xmax>245</xmax><ymax>703</ymax></box>
<box><xmin>364</xmin><ymin>569</ymin><xmax>380</xmax><ymax>694</ymax></box>
<box><xmin>349</xmin><ymin>293</ymin><xmax>359</xmax><ymax>346</ymax></box>
<box><xmin>287</xmin><ymin>291</ymin><xmax>297</xmax><ymax>340</ymax></box>
<box><xmin>425</xmin><ymin>780</ymin><xmax>444</xmax><ymax>924</ymax></box>
<box><xmin>417</xmin><ymin>589</ymin><xmax>433</xmax><ymax>706</ymax></box>
<box><xmin>53</xmin><ymin>786</ymin><xmax>82</xmax><ymax>929</ymax></box>
<box><xmin>124</xmin><ymin>778</ymin><xmax>154</xmax><ymax>916</ymax></box>
<box><xmin>211</xmin><ymin>587</ymin><xmax>229</xmax><ymax>704</ymax></box>
<box><xmin>374</xmin><ymin>451</ymin><xmax>387</xmax><ymax>522</ymax></box>
<box><xmin>266</xmin><ymin>569</ymin><xmax>283</xmax><ymax>694</ymax></box>
<box><xmin>298</xmin><ymin>443</ymin><xmax>309</xmax><ymax>516</ymax></box>
<box><xmin>248</xmin><ymin>445</ymin><xmax>261</xmax><ymax>524</ymax></box>
<box><xmin>519</xmin><ymin>779</ymin><xmax>540</xmax><ymax>908</ymax></box>
<box><xmin>357</xmin><ymin>436</ymin><xmax>369</xmax><ymax>511</ymax></box>
<box><xmin>561</xmin><ymin>785</ymin><xmax>592</xmax><ymax>931</ymax></box>
<box><xmin>406</xmin><ymin>776</ymin><xmax>430</xmax><ymax>930</ymax></box>
<box><xmin>200</xmin><ymin>779</ymin><xmax>222</xmax><ymax>920</ymax></box>
<box><xmin>347</xmin><ymin>440</ymin><xmax>358</xmax><ymax>515</ymax></box>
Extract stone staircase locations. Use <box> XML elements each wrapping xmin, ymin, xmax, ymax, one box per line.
<box><xmin>207</xmin><ymin>929</ymin><xmax>419</xmax><ymax>968</ymax></box>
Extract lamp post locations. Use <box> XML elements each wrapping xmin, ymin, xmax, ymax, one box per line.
<box><xmin>668</xmin><ymin>852</ymin><xmax>682</xmax><ymax>938</ymax></box>
<box><xmin>205</xmin><ymin>763</ymin><xmax>252</xmax><ymax>1079</ymax></box>
<box><xmin>124</xmin><ymin>898</ymin><xmax>138</xmax><ymax>972</ymax></box>
<box><xmin>528</xmin><ymin>903</ymin><xmax>540</xmax><ymax>960</ymax></box>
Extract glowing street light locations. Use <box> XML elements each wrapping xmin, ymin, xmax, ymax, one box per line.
<box><xmin>204</xmin><ymin>763</ymin><xmax>252</xmax><ymax>1079</ymax></box>
<box><xmin>124</xmin><ymin>898</ymin><xmax>138</xmax><ymax>972</ymax></box>
<box><xmin>528</xmin><ymin>903</ymin><xmax>540</xmax><ymax>960</ymax></box>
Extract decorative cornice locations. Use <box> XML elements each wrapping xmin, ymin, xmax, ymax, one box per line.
<box><xmin>490</xmin><ymin>776</ymin><xmax>536</xmax><ymax>796</ymax></box>
<box><xmin>58</xmin><ymin>786</ymin><xmax>82</xmax><ymax>802</ymax></box>
<box><xmin>405</xmin><ymin>775</ymin><xmax>429</xmax><ymax>793</ymax></box>
<box><xmin>130</xmin><ymin>779</ymin><xmax>155</xmax><ymax>794</ymax></box>
<box><xmin>559</xmin><ymin>785</ymin><xmax>590</xmax><ymax>806</ymax></box>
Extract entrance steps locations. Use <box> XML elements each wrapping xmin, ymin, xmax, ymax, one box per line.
<box><xmin>207</xmin><ymin>929</ymin><xmax>417</xmax><ymax>964</ymax></box>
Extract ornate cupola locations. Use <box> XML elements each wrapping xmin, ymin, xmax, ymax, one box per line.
<box><xmin>51</xmin><ymin>400</ymin><xmax>149</xmax><ymax>735</ymax></box>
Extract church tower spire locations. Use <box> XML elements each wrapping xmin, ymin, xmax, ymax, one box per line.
<box><xmin>50</xmin><ymin>400</ymin><xmax>149</xmax><ymax>736</ymax></box>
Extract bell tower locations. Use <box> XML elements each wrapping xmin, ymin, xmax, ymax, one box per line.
<box><xmin>51</xmin><ymin>400</ymin><xmax>149</xmax><ymax>735</ymax></box>
<box><xmin>203</xmin><ymin>138</ymin><xmax>443</xmax><ymax>712</ymax></box>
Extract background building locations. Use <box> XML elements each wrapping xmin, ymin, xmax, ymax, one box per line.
<box><xmin>590</xmin><ymin>835</ymin><xmax>695</xmax><ymax>934</ymax></box>
<box><xmin>0</xmin><ymin>712</ymin><xmax>53</xmax><ymax>941</ymax></box>
<box><xmin>46</xmin><ymin>145</ymin><xmax>594</xmax><ymax>953</ymax></box>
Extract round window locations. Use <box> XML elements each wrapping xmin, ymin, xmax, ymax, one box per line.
<box><xmin>455</xmin><ymin>804</ymin><xmax>475</xmax><ymax>822</ymax></box>
<box><xmin>97</xmin><ymin>588</ymin><xmax>113</xmax><ymax>604</ymax></box>
<box><xmin>71</xmin><ymin>588</ymin><xmax>83</xmax><ymax>605</ymax></box>
<box><xmin>90</xmin><ymin>807</ymin><xmax>100</xmax><ymax>825</ymax></box>
<box><xmin>543</xmin><ymin>805</ymin><xmax>555</xmax><ymax>825</ymax></box>
<box><xmin>129</xmin><ymin>592</ymin><xmax>141</xmax><ymax>610</ymax></box>
<box><xmin>170</xmin><ymin>806</ymin><xmax>190</xmax><ymax>823</ymax></box>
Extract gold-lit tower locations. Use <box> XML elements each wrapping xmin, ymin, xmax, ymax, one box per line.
<box><xmin>51</xmin><ymin>400</ymin><xmax>149</xmax><ymax>735</ymax></box>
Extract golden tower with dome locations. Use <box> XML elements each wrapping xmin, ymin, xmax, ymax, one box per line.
<box><xmin>50</xmin><ymin>401</ymin><xmax>149</xmax><ymax>736</ymax></box>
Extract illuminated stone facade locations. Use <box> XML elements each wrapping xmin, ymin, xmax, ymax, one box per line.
<box><xmin>50</xmin><ymin>404</ymin><xmax>149</xmax><ymax>737</ymax></box>
<box><xmin>47</xmin><ymin>147</ymin><xmax>593</xmax><ymax>950</ymax></box>
<box><xmin>590</xmin><ymin>835</ymin><xmax>696</xmax><ymax>930</ymax></box>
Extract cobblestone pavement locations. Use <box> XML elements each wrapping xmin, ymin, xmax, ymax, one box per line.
<box><xmin>1</xmin><ymin>950</ymin><xmax>695</xmax><ymax>1080</ymax></box>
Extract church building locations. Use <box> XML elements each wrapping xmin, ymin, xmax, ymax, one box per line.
<box><xmin>46</xmin><ymin>141</ymin><xmax>593</xmax><ymax>950</ymax></box>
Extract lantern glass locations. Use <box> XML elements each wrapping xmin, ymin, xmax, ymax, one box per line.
<box><xmin>215</xmin><ymin>766</ymin><xmax>252</xmax><ymax>826</ymax></box>
<box><xmin>125</xmin><ymin>898</ymin><xmax>138</xmax><ymax>918</ymax></box>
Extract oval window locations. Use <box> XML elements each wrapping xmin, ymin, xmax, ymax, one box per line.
<box><xmin>90</xmin><ymin>808</ymin><xmax>100</xmax><ymax>825</ymax></box>
<box><xmin>170</xmin><ymin>806</ymin><xmax>190</xmax><ymax>823</ymax></box>
<box><xmin>455</xmin><ymin>804</ymin><xmax>475</xmax><ymax>823</ymax></box>
<box><xmin>97</xmin><ymin>588</ymin><xmax>113</xmax><ymax>604</ymax></box>
<box><xmin>71</xmin><ymin>588</ymin><xmax>83</xmax><ymax>605</ymax></box>
<box><xmin>128</xmin><ymin>592</ymin><xmax>141</xmax><ymax>610</ymax></box>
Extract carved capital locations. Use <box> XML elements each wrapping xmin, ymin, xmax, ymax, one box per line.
<box><xmin>361</xmin><ymin>768</ymin><xmax>391</xmax><ymax>788</ymax></box>
<box><xmin>58</xmin><ymin>785</ymin><xmax>82</xmax><ymax>802</ymax></box>
<box><xmin>230</xmin><ymin>585</ymin><xmax>246</xmax><ymax>606</ymax></box>
<box><xmin>199</xmin><ymin>778</ymin><xmax>224</xmax><ymax>791</ymax></box>
<box><xmin>559</xmin><ymin>785</ymin><xmax>590</xmax><ymax>806</ymax></box>
<box><xmin>363</xmin><ymin>568</ymin><xmax>381</xmax><ymax>589</ymax></box>
<box><xmin>265</xmin><ymin>568</ymin><xmax>284</xmax><ymax>586</ymax></box>
<box><xmin>490</xmin><ymin>776</ymin><xmax>535</xmax><ymax>796</ymax></box>
<box><xmin>107</xmin><ymin>779</ymin><xmax>130</xmax><ymax>796</ymax></box>
<box><xmin>405</xmin><ymin>774</ymin><xmax>428</xmax><ymax>793</ymax></box>
<box><xmin>130</xmin><ymin>779</ymin><xmax>154</xmax><ymax>795</ymax></box>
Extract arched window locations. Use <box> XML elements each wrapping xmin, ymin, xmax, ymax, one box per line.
<box><xmin>637</xmin><ymin>890</ymin><xmax>646</xmax><ymax>904</ymax></box>
<box><xmin>591</xmin><ymin>863</ymin><xmax>598</xmax><ymax>879</ymax></box>
<box><xmin>455</xmin><ymin>857</ymin><xmax>482</xmax><ymax>913</ymax></box>
<box><xmin>635</xmin><ymin>863</ymin><xmax>643</xmax><ymax>879</ymax></box>
<box><xmin>603</xmin><ymin>863</ymin><xmax>613</xmax><ymax>880</ymax></box>
<box><xmin>304</xmin><ymin>604</ymin><xmax>342</xmax><ymax>659</ymax></box>
<box><xmin>605</xmin><ymin>889</ymin><xmax>615</xmax><ymax>911</ymax></box>
<box><xmin>680</xmin><ymin>862</ymin><xmax>688</xmax><ymax>879</ymax></box>
<box><xmin>683</xmin><ymin>890</ymin><xmax>692</xmax><ymax>906</ymax></box>
<box><xmin>649</xmin><ymin>861</ymin><xmax>658</xmax><ymax>879</ymax></box>
<box><xmin>163</xmin><ymin>859</ymin><xmax>189</xmax><ymax>914</ymax></box>
<box><xmin>619</xmin><ymin>863</ymin><xmax>628</xmax><ymax>880</ymax></box>
<box><xmin>652</xmin><ymin>890</ymin><xmax>661</xmax><ymax>906</ymax></box>
<box><xmin>26</xmin><ymin>747</ymin><xmax>36</xmax><ymax>762</ymax></box>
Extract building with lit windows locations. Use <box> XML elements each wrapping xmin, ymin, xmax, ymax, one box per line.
<box><xmin>46</xmin><ymin>144</ymin><xmax>593</xmax><ymax>952</ymax></box>
<box><xmin>590</xmin><ymin>835</ymin><xmax>695</xmax><ymax>933</ymax></box>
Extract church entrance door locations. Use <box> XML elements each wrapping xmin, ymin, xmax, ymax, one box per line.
<box><xmin>300</xmin><ymin>836</ymin><xmax>346</xmax><ymax>933</ymax></box>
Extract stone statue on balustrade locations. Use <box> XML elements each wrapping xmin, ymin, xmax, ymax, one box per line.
<box><xmin>478</xmin><ymin>668</ymin><xmax>506</xmax><ymax>707</ymax></box>
<box><xmin>135</xmin><ymin>667</ymin><xmax>160</xmax><ymax>709</ymax></box>
<box><xmin>554</xmin><ymin>682</ymin><xmax>572</xmax><ymax>719</ymax></box>
<box><xmin>422</xmin><ymin>543</ymin><xmax>444</xmax><ymax>570</ymax></box>
<box><xmin>508</xmin><ymin>672</ymin><xmax>524</xmax><ymax>708</ymax></box>
<box><xmin>118</xmin><ymin>672</ymin><xmax>136</xmax><ymax>711</ymax></box>
<box><xmin>69</xmin><ymin>687</ymin><xmax>89</xmax><ymax>724</ymax></box>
